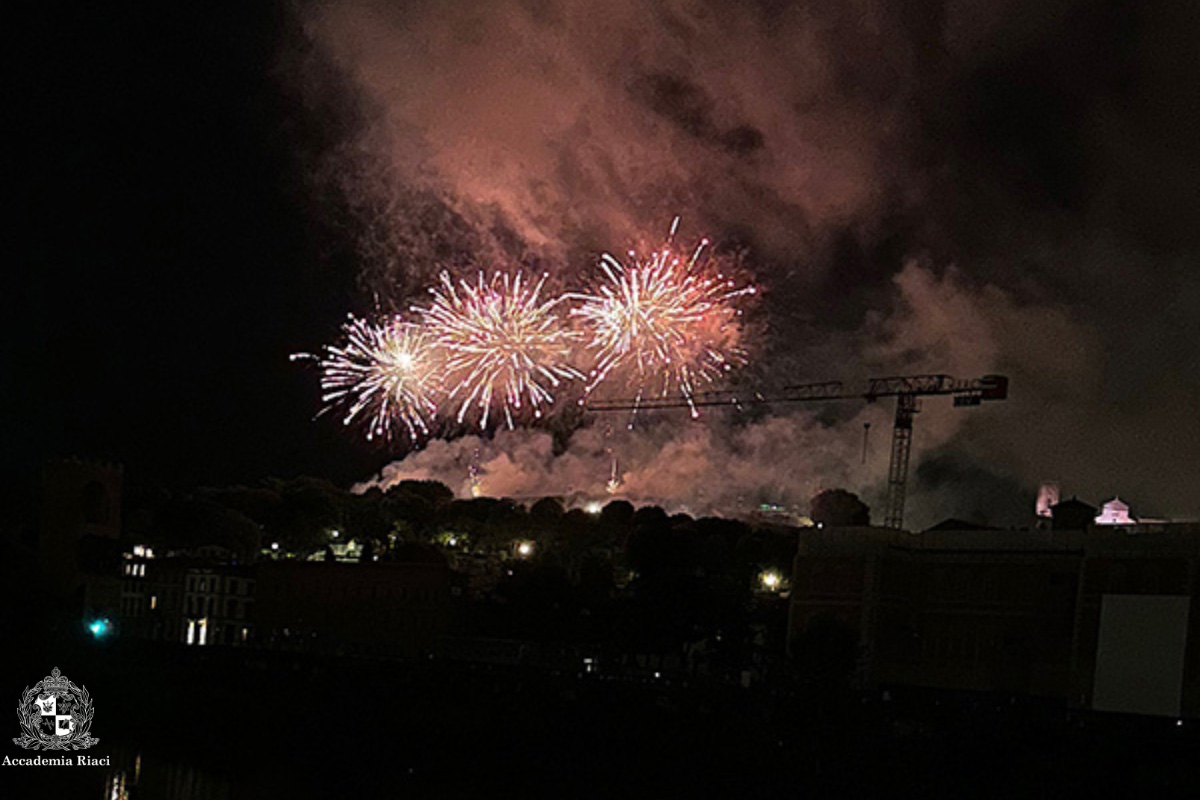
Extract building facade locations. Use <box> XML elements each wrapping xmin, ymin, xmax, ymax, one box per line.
<box><xmin>788</xmin><ymin>524</ymin><xmax>1199</xmax><ymax>717</ymax></box>
<box><xmin>255</xmin><ymin>557</ymin><xmax>451</xmax><ymax>659</ymax></box>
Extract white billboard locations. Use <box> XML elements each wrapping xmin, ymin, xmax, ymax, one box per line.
<box><xmin>1092</xmin><ymin>594</ymin><xmax>1191</xmax><ymax>717</ymax></box>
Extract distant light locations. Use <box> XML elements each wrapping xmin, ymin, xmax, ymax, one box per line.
<box><xmin>516</xmin><ymin>541</ymin><xmax>534</xmax><ymax>557</ymax></box>
<box><xmin>585</xmin><ymin>501</ymin><xmax>602</xmax><ymax>515</ymax></box>
<box><xmin>87</xmin><ymin>618</ymin><xmax>112</xmax><ymax>639</ymax></box>
<box><xmin>759</xmin><ymin>570</ymin><xmax>782</xmax><ymax>591</ymax></box>
<box><xmin>331</xmin><ymin>530</ymin><xmax>340</xmax><ymax>539</ymax></box>
<box><xmin>271</xmin><ymin>542</ymin><xmax>280</xmax><ymax>552</ymax></box>
<box><xmin>447</xmin><ymin>537</ymin><xmax>458</xmax><ymax>547</ymax></box>
<box><xmin>653</xmin><ymin>672</ymin><xmax>661</xmax><ymax>679</ymax></box>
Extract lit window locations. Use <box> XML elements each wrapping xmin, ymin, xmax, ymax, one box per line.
<box><xmin>150</xmin><ymin>595</ymin><xmax>157</xmax><ymax>610</ymax></box>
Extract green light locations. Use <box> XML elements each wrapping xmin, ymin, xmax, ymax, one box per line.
<box><xmin>87</xmin><ymin>618</ymin><xmax>111</xmax><ymax>638</ymax></box>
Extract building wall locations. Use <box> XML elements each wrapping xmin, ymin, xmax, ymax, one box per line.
<box><xmin>182</xmin><ymin>567</ymin><xmax>256</xmax><ymax>646</ymax></box>
<box><xmin>872</xmin><ymin>551</ymin><xmax>1079</xmax><ymax>696</ymax></box>
<box><xmin>40</xmin><ymin>459</ymin><xmax>123</xmax><ymax>602</ymax></box>
<box><xmin>255</xmin><ymin>560</ymin><xmax>451</xmax><ymax>659</ymax></box>
<box><xmin>788</xmin><ymin>524</ymin><xmax>1199</xmax><ymax>716</ymax></box>
<box><xmin>1069</xmin><ymin>529</ymin><xmax>1200</xmax><ymax>715</ymax></box>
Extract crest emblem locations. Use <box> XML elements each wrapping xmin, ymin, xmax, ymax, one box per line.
<box><xmin>13</xmin><ymin>667</ymin><xmax>99</xmax><ymax>750</ymax></box>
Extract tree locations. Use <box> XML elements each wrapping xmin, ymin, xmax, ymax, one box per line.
<box><xmin>529</xmin><ymin>496</ymin><xmax>565</xmax><ymax>524</ymax></box>
<box><xmin>344</xmin><ymin>489</ymin><xmax>391</xmax><ymax>542</ymax></box>
<box><xmin>810</xmin><ymin>489</ymin><xmax>870</xmax><ymax>527</ymax></box>
<box><xmin>270</xmin><ymin>478</ymin><xmax>345</xmax><ymax>556</ymax></box>
<box><xmin>153</xmin><ymin>497</ymin><xmax>262</xmax><ymax>561</ymax></box>
<box><xmin>390</xmin><ymin>480</ymin><xmax>453</xmax><ymax>508</ymax></box>
<box><xmin>599</xmin><ymin>500</ymin><xmax>634</xmax><ymax>528</ymax></box>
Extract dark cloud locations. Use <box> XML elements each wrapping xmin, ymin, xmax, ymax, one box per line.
<box><xmin>914</xmin><ymin>451</ymin><xmax>1035</xmax><ymax>528</ymax></box>
<box><xmin>632</xmin><ymin>72</ymin><xmax>766</xmax><ymax>157</ymax></box>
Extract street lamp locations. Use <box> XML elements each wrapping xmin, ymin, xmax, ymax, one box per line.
<box><xmin>759</xmin><ymin>569</ymin><xmax>783</xmax><ymax>591</ymax></box>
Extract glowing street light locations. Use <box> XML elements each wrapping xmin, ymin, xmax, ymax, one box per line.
<box><xmin>516</xmin><ymin>541</ymin><xmax>534</xmax><ymax>558</ymax></box>
<box><xmin>759</xmin><ymin>569</ymin><xmax>783</xmax><ymax>592</ymax></box>
<box><xmin>87</xmin><ymin>618</ymin><xmax>112</xmax><ymax>639</ymax></box>
<box><xmin>584</xmin><ymin>501</ymin><xmax>603</xmax><ymax>515</ymax></box>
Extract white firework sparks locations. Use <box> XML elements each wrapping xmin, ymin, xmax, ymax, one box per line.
<box><xmin>416</xmin><ymin>270</ymin><xmax>583</xmax><ymax>429</ymax></box>
<box><xmin>293</xmin><ymin>315</ymin><xmax>444</xmax><ymax>442</ymax></box>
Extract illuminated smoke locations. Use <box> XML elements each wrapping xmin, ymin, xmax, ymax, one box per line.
<box><xmin>291</xmin><ymin>1</ymin><xmax>1200</xmax><ymax>524</ymax></box>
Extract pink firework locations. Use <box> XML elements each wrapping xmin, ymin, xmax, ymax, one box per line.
<box><xmin>572</xmin><ymin>218</ymin><xmax>755</xmax><ymax>413</ymax></box>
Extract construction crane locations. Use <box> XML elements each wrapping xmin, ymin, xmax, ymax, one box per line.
<box><xmin>585</xmin><ymin>373</ymin><xmax>1009</xmax><ymax>530</ymax></box>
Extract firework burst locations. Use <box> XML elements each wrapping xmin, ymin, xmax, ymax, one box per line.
<box><xmin>292</xmin><ymin>315</ymin><xmax>444</xmax><ymax>442</ymax></box>
<box><xmin>417</xmin><ymin>271</ymin><xmax>583</xmax><ymax>429</ymax></box>
<box><xmin>572</xmin><ymin>218</ymin><xmax>756</xmax><ymax>413</ymax></box>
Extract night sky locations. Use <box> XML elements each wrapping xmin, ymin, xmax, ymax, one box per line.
<box><xmin>9</xmin><ymin>2</ymin><xmax>1200</xmax><ymax>524</ymax></box>
<box><xmin>11</xmin><ymin>5</ymin><xmax>377</xmax><ymax>490</ymax></box>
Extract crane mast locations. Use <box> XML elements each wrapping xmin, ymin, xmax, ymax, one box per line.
<box><xmin>585</xmin><ymin>373</ymin><xmax>1009</xmax><ymax>530</ymax></box>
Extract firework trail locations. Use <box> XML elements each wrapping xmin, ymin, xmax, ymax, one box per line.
<box><xmin>291</xmin><ymin>316</ymin><xmax>444</xmax><ymax>442</ymax></box>
<box><xmin>604</xmin><ymin>422</ymin><xmax>622</xmax><ymax>494</ymax></box>
<box><xmin>572</xmin><ymin>218</ymin><xmax>756</xmax><ymax>415</ymax></box>
<box><xmin>417</xmin><ymin>271</ymin><xmax>583</xmax><ymax>429</ymax></box>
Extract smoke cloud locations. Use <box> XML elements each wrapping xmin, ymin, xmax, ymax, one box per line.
<box><xmin>288</xmin><ymin>0</ymin><xmax>1200</xmax><ymax>528</ymax></box>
